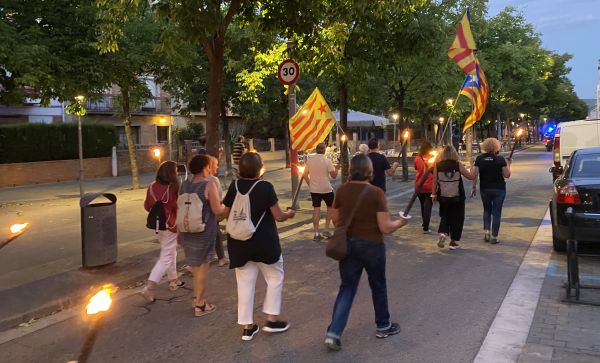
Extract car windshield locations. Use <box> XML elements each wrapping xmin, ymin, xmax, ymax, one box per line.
<box><xmin>571</xmin><ymin>153</ymin><xmax>600</xmax><ymax>178</ymax></box>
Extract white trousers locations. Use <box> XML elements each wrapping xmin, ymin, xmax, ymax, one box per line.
<box><xmin>235</xmin><ymin>256</ymin><xmax>284</xmax><ymax>325</ymax></box>
<box><xmin>148</xmin><ymin>230</ymin><xmax>178</xmax><ymax>283</ymax></box>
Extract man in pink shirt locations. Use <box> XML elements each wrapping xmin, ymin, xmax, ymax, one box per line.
<box><xmin>303</xmin><ymin>143</ymin><xmax>339</xmax><ymax>241</ymax></box>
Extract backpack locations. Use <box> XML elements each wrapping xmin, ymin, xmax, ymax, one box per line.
<box><xmin>437</xmin><ymin>162</ymin><xmax>461</xmax><ymax>202</ymax></box>
<box><xmin>226</xmin><ymin>180</ymin><xmax>266</xmax><ymax>241</ymax></box>
<box><xmin>146</xmin><ymin>185</ymin><xmax>169</xmax><ymax>234</ymax></box>
<box><xmin>176</xmin><ymin>182</ymin><xmax>206</xmax><ymax>233</ymax></box>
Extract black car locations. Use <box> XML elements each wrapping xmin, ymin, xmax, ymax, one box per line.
<box><xmin>549</xmin><ymin>147</ymin><xmax>600</xmax><ymax>251</ymax></box>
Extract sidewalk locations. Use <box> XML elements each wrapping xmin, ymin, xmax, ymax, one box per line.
<box><xmin>475</xmin><ymin>209</ymin><xmax>600</xmax><ymax>362</ymax></box>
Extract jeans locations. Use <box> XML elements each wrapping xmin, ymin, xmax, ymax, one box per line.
<box><xmin>235</xmin><ymin>256</ymin><xmax>284</xmax><ymax>325</ymax></box>
<box><xmin>480</xmin><ymin>189</ymin><xmax>506</xmax><ymax>237</ymax></box>
<box><xmin>417</xmin><ymin>193</ymin><xmax>433</xmax><ymax>231</ymax></box>
<box><xmin>326</xmin><ymin>239</ymin><xmax>390</xmax><ymax>338</ymax></box>
<box><xmin>438</xmin><ymin>200</ymin><xmax>465</xmax><ymax>241</ymax></box>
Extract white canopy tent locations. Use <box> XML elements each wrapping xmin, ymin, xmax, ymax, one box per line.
<box><xmin>332</xmin><ymin>109</ymin><xmax>390</xmax><ymax>128</ymax></box>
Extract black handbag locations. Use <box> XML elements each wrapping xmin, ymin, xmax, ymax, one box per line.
<box><xmin>325</xmin><ymin>186</ymin><xmax>370</xmax><ymax>260</ymax></box>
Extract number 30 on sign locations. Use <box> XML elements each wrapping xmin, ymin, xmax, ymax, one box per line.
<box><xmin>277</xmin><ymin>59</ymin><xmax>300</xmax><ymax>86</ymax></box>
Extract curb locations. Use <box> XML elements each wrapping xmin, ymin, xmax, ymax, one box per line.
<box><xmin>0</xmin><ymin>216</ymin><xmax>316</xmax><ymax>334</ymax></box>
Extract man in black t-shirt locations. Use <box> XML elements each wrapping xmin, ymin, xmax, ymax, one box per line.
<box><xmin>367</xmin><ymin>138</ymin><xmax>399</xmax><ymax>192</ymax></box>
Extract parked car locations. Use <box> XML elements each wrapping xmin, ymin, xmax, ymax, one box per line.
<box><xmin>551</xmin><ymin>119</ymin><xmax>600</xmax><ymax>180</ymax></box>
<box><xmin>549</xmin><ymin>147</ymin><xmax>600</xmax><ymax>252</ymax></box>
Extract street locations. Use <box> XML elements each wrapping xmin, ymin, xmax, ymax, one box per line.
<box><xmin>0</xmin><ymin>146</ymin><xmax>558</xmax><ymax>362</ymax></box>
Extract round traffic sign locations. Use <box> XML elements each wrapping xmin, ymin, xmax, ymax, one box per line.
<box><xmin>277</xmin><ymin>59</ymin><xmax>300</xmax><ymax>85</ymax></box>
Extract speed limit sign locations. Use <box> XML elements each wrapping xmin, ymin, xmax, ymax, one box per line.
<box><xmin>277</xmin><ymin>59</ymin><xmax>300</xmax><ymax>85</ymax></box>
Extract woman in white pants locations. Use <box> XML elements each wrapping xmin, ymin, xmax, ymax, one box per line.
<box><xmin>222</xmin><ymin>152</ymin><xmax>295</xmax><ymax>341</ymax></box>
<box><xmin>141</xmin><ymin>161</ymin><xmax>183</xmax><ymax>302</ymax></box>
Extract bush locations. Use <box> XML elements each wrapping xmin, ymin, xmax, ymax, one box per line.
<box><xmin>0</xmin><ymin>122</ymin><xmax>117</xmax><ymax>163</ymax></box>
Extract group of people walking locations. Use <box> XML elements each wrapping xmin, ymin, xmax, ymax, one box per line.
<box><xmin>415</xmin><ymin>137</ymin><xmax>512</xmax><ymax>250</ymax></box>
<box><xmin>138</xmin><ymin>135</ymin><xmax>512</xmax><ymax>350</ymax></box>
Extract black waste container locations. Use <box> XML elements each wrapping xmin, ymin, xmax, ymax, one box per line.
<box><xmin>80</xmin><ymin>193</ymin><xmax>117</xmax><ymax>268</ymax></box>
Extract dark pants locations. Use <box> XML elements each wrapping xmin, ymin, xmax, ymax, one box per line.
<box><xmin>438</xmin><ymin>200</ymin><xmax>465</xmax><ymax>241</ymax></box>
<box><xmin>326</xmin><ymin>239</ymin><xmax>391</xmax><ymax>338</ymax></box>
<box><xmin>417</xmin><ymin>193</ymin><xmax>433</xmax><ymax>231</ymax></box>
<box><xmin>215</xmin><ymin>228</ymin><xmax>225</xmax><ymax>259</ymax></box>
<box><xmin>480</xmin><ymin>189</ymin><xmax>506</xmax><ymax>237</ymax></box>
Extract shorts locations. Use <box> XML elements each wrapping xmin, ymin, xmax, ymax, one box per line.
<box><xmin>310</xmin><ymin>192</ymin><xmax>334</xmax><ymax>208</ymax></box>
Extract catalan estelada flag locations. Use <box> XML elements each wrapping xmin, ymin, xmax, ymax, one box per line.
<box><xmin>448</xmin><ymin>10</ymin><xmax>477</xmax><ymax>74</ymax></box>
<box><xmin>459</xmin><ymin>59</ymin><xmax>489</xmax><ymax>131</ymax></box>
<box><xmin>289</xmin><ymin>88</ymin><xmax>336</xmax><ymax>151</ymax></box>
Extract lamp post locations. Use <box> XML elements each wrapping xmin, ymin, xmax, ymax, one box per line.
<box><xmin>160</xmin><ymin>117</ymin><xmax>172</xmax><ymax>160</ymax></box>
<box><xmin>75</xmin><ymin>95</ymin><xmax>86</xmax><ymax>198</ymax></box>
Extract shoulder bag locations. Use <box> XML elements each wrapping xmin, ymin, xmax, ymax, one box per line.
<box><xmin>325</xmin><ymin>185</ymin><xmax>370</xmax><ymax>261</ymax></box>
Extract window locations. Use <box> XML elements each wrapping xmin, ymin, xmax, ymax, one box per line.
<box><xmin>117</xmin><ymin>126</ymin><xmax>140</xmax><ymax>146</ymax></box>
<box><xmin>571</xmin><ymin>154</ymin><xmax>600</xmax><ymax>177</ymax></box>
<box><xmin>157</xmin><ymin>126</ymin><xmax>169</xmax><ymax>143</ymax></box>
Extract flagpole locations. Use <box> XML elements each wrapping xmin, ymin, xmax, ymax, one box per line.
<box><xmin>437</xmin><ymin>86</ymin><xmax>464</xmax><ymax>147</ymax></box>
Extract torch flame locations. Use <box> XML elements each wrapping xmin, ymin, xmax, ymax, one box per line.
<box><xmin>86</xmin><ymin>284</ymin><xmax>116</xmax><ymax>315</ymax></box>
<box><xmin>260</xmin><ymin>167</ymin><xmax>266</xmax><ymax>176</ymax></box>
<box><xmin>402</xmin><ymin>130</ymin><xmax>410</xmax><ymax>140</ymax></box>
<box><xmin>516</xmin><ymin>129</ymin><xmax>524</xmax><ymax>137</ymax></box>
<box><xmin>10</xmin><ymin>223</ymin><xmax>28</xmax><ymax>234</ymax></box>
<box><xmin>340</xmin><ymin>134</ymin><xmax>347</xmax><ymax>142</ymax></box>
<box><xmin>427</xmin><ymin>150</ymin><xmax>439</xmax><ymax>165</ymax></box>
<box><xmin>297</xmin><ymin>165</ymin><xmax>305</xmax><ymax>174</ymax></box>
<box><xmin>152</xmin><ymin>148</ymin><xmax>161</xmax><ymax>158</ymax></box>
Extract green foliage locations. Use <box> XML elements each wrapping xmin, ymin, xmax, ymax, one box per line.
<box><xmin>0</xmin><ymin>122</ymin><xmax>117</xmax><ymax>163</ymax></box>
<box><xmin>173</xmin><ymin>122</ymin><xmax>205</xmax><ymax>143</ymax></box>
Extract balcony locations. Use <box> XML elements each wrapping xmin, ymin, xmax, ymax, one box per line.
<box><xmin>85</xmin><ymin>95</ymin><xmax>171</xmax><ymax>114</ymax></box>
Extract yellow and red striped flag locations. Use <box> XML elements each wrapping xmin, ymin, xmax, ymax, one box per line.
<box><xmin>459</xmin><ymin>59</ymin><xmax>489</xmax><ymax>131</ymax></box>
<box><xmin>448</xmin><ymin>10</ymin><xmax>477</xmax><ymax>74</ymax></box>
<box><xmin>289</xmin><ymin>88</ymin><xmax>336</xmax><ymax>151</ymax></box>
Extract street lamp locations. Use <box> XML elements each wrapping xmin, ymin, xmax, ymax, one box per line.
<box><xmin>75</xmin><ymin>95</ymin><xmax>86</xmax><ymax>198</ymax></box>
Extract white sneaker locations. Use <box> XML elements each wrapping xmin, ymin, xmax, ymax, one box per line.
<box><xmin>423</xmin><ymin>229</ymin><xmax>434</xmax><ymax>234</ymax></box>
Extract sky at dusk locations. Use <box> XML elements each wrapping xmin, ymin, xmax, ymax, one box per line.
<box><xmin>488</xmin><ymin>0</ymin><xmax>599</xmax><ymax>99</ymax></box>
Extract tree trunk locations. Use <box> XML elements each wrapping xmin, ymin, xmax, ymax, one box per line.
<box><xmin>205</xmin><ymin>38</ymin><xmax>225</xmax><ymax>157</ymax></box>
<box><xmin>220</xmin><ymin>97</ymin><xmax>232</xmax><ymax>172</ymax></box>
<box><xmin>339</xmin><ymin>82</ymin><xmax>349</xmax><ymax>182</ymax></box>
<box><xmin>121</xmin><ymin>86</ymin><xmax>140</xmax><ymax>189</ymax></box>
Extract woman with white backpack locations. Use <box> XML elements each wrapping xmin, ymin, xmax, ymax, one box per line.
<box><xmin>222</xmin><ymin>152</ymin><xmax>295</xmax><ymax>341</ymax></box>
<box><xmin>178</xmin><ymin>154</ymin><xmax>225</xmax><ymax>317</ymax></box>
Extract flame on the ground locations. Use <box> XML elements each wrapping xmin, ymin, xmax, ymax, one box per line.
<box><xmin>9</xmin><ymin>223</ymin><xmax>28</xmax><ymax>234</ymax></box>
<box><xmin>86</xmin><ymin>284</ymin><xmax>116</xmax><ymax>315</ymax></box>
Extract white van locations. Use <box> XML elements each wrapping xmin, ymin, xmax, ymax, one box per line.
<box><xmin>551</xmin><ymin>119</ymin><xmax>600</xmax><ymax>178</ymax></box>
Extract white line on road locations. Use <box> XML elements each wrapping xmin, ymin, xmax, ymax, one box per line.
<box><xmin>473</xmin><ymin>209</ymin><xmax>552</xmax><ymax>363</ymax></box>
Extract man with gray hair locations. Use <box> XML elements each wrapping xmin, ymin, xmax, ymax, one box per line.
<box><xmin>303</xmin><ymin>143</ymin><xmax>339</xmax><ymax>241</ymax></box>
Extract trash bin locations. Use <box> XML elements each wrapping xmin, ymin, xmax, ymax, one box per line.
<box><xmin>80</xmin><ymin>193</ymin><xmax>117</xmax><ymax>268</ymax></box>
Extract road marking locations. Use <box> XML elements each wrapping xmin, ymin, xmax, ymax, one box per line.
<box><xmin>546</xmin><ymin>260</ymin><xmax>600</xmax><ymax>281</ymax></box>
<box><xmin>387</xmin><ymin>188</ymin><xmax>414</xmax><ymax>200</ymax></box>
<box><xmin>474</xmin><ymin>209</ymin><xmax>552</xmax><ymax>363</ymax></box>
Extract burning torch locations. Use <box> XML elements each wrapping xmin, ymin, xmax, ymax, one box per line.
<box><xmin>0</xmin><ymin>223</ymin><xmax>29</xmax><ymax>250</ymax></box>
<box><xmin>76</xmin><ymin>284</ymin><xmax>117</xmax><ymax>363</ymax></box>
<box><xmin>291</xmin><ymin>164</ymin><xmax>306</xmax><ymax>210</ymax></box>
<box><xmin>509</xmin><ymin>128</ymin><xmax>525</xmax><ymax>160</ymax></box>
<box><xmin>399</xmin><ymin>150</ymin><xmax>439</xmax><ymax>220</ymax></box>
<box><xmin>399</xmin><ymin>129</ymin><xmax>410</xmax><ymax>181</ymax></box>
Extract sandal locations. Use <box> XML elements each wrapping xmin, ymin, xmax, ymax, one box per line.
<box><xmin>218</xmin><ymin>258</ymin><xmax>230</xmax><ymax>267</ymax></box>
<box><xmin>169</xmin><ymin>280</ymin><xmax>185</xmax><ymax>291</ymax></box>
<box><xmin>194</xmin><ymin>302</ymin><xmax>217</xmax><ymax>317</ymax></box>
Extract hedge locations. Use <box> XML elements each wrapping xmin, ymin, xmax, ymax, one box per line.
<box><xmin>0</xmin><ymin>122</ymin><xmax>117</xmax><ymax>163</ymax></box>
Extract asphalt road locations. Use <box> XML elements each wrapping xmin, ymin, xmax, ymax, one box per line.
<box><xmin>0</xmin><ymin>146</ymin><xmax>555</xmax><ymax>362</ymax></box>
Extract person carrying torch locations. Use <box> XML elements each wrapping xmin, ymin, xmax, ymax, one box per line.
<box><xmin>302</xmin><ymin>143</ymin><xmax>340</xmax><ymax>241</ymax></box>
<box><xmin>431</xmin><ymin>145</ymin><xmax>476</xmax><ymax>250</ymax></box>
<box><xmin>413</xmin><ymin>142</ymin><xmax>436</xmax><ymax>234</ymax></box>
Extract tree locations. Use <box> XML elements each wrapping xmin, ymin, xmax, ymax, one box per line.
<box><xmin>0</xmin><ymin>0</ymin><xmax>111</xmax><ymax>104</ymax></box>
